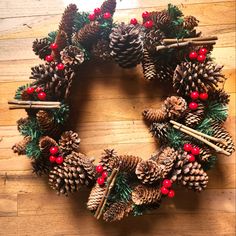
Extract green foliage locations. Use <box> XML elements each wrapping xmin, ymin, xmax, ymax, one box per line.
<box><xmin>167</xmin><ymin>127</ymin><xmax>185</xmax><ymax>149</ymax></box>
<box><xmin>202</xmin><ymin>156</ymin><xmax>217</xmax><ymax>171</ymax></box>
<box><xmin>132</xmin><ymin>205</ymin><xmax>143</xmax><ymax>216</ymax></box>
<box><xmin>73</xmin><ymin>12</ymin><xmax>90</xmax><ymax>32</ymax></box>
<box><xmin>25</xmin><ymin>140</ymin><xmax>41</xmax><ymax>159</ymax></box>
<box><xmin>47</xmin><ymin>31</ymin><xmax>58</xmax><ymax>43</ymax></box>
<box><xmin>196</xmin><ymin>118</ymin><xmax>213</xmax><ymax>136</ymax></box>
<box><xmin>51</xmin><ymin>103</ymin><xmax>69</xmax><ymax>124</ymax></box>
<box><xmin>168</xmin><ymin>4</ymin><xmax>183</xmax><ymax>20</ymax></box>
<box><xmin>14</xmin><ymin>84</ymin><xmax>31</xmax><ymax>99</ymax></box>
<box><xmin>205</xmin><ymin>101</ymin><xmax>228</xmax><ymax>123</ymax></box>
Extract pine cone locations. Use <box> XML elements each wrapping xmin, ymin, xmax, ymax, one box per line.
<box><xmin>155</xmin><ymin>63</ymin><xmax>174</xmax><ymax>82</ymax></box>
<box><xmin>118</xmin><ymin>155</ymin><xmax>143</xmax><ymax>173</ymax></box>
<box><xmin>32</xmin><ymin>38</ymin><xmax>51</xmax><ymax>59</ymax></box>
<box><xmin>132</xmin><ymin>185</ymin><xmax>162</xmax><ymax>205</ymax></box>
<box><xmin>17</xmin><ymin>117</ymin><xmax>29</xmax><ymax>131</ymax></box>
<box><xmin>183</xmin><ymin>16</ymin><xmax>199</xmax><ymax>31</ymax></box>
<box><xmin>184</xmin><ymin>102</ymin><xmax>205</xmax><ymax>128</ymax></box>
<box><xmin>142</xmin><ymin>108</ymin><xmax>166</xmax><ymax>123</ymax></box>
<box><xmin>60</xmin><ymin>45</ymin><xmax>84</xmax><ymax>68</ymax></box>
<box><xmin>156</xmin><ymin>10</ymin><xmax>171</xmax><ymax>28</ymax></box>
<box><xmin>12</xmin><ymin>136</ymin><xmax>31</xmax><ymax>155</ymax></box>
<box><xmin>109</xmin><ymin>23</ymin><xmax>143</xmax><ymax>68</ymax></box>
<box><xmin>32</xmin><ymin>156</ymin><xmax>52</xmax><ymax>176</ymax></box>
<box><xmin>101</xmin><ymin>0</ymin><xmax>117</xmax><ymax>15</ymax></box>
<box><xmin>163</xmin><ymin>96</ymin><xmax>187</xmax><ymax>119</ymax></box>
<box><xmin>150</xmin><ymin>122</ymin><xmax>170</xmax><ymax>143</ymax></box>
<box><xmin>135</xmin><ymin>160</ymin><xmax>162</xmax><ymax>184</ymax></box>
<box><xmin>87</xmin><ymin>183</ymin><xmax>106</xmax><ymax>211</ymax></box>
<box><xmin>103</xmin><ymin>202</ymin><xmax>132</xmax><ymax>222</ymax></box>
<box><xmin>91</xmin><ymin>39</ymin><xmax>112</xmax><ymax>61</ymax></box>
<box><xmin>59</xmin><ymin>131</ymin><xmax>80</xmax><ymax>155</ymax></box>
<box><xmin>100</xmin><ymin>149</ymin><xmax>119</xmax><ymax>172</ymax></box>
<box><xmin>199</xmin><ymin>147</ymin><xmax>213</xmax><ymax>162</ymax></box>
<box><xmin>39</xmin><ymin>136</ymin><xmax>58</xmax><ymax>158</ymax></box>
<box><xmin>144</xmin><ymin>29</ymin><xmax>165</xmax><ymax>53</ymax></box>
<box><xmin>49</xmin><ymin>152</ymin><xmax>96</xmax><ymax>195</ymax></box>
<box><xmin>142</xmin><ymin>49</ymin><xmax>158</xmax><ymax>81</ymax></box>
<box><xmin>173</xmin><ymin>61</ymin><xmax>226</xmax><ymax>96</ymax></box>
<box><xmin>208</xmin><ymin>89</ymin><xmax>230</xmax><ymax>105</ymax></box>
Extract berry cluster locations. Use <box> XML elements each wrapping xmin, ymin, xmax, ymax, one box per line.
<box><xmin>189</xmin><ymin>47</ymin><xmax>208</xmax><ymax>63</ymax></box>
<box><xmin>161</xmin><ymin>179</ymin><xmax>175</xmax><ymax>198</ymax></box>
<box><xmin>183</xmin><ymin>143</ymin><xmax>200</xmax><ymax>163</ymax></box>
<box><xmin>96</xmin><ymin>165</ymin><xmax>108</xmax><ymax>186</ymax></box>
<box><xmin>189</xmin><ymin>91</ymin><xmax>208</xmax><ymax>110</ymax></box>
<box><xmin>142</xmin><ymin>11</ymin><xmax>153</xmax><ymax>29</ymax></box>
<box><xmin>88</xmin><ymin>8</ymin><xmax>111</xmax><ymax>21</ymax></box>
<box><xmin>26</xmin><ymin>86</ymin><xmax>46</xmax><ymax>100</ymax></box>
<box><xmin>49</xmin><ymin>146</ymin><xmax>64</xmax><ymax>164</ymax></box>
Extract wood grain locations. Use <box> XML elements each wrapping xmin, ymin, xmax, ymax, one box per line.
<box><xmin>0</xmin><ymin>0</ymin><xmax>235</xmax><ymax>235</ymax></box>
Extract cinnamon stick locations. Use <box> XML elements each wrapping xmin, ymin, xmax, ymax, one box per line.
<box><xmin>163</xmin><ymin>36</ymin><xmax>218</xmax><ymax>44</ymax></box>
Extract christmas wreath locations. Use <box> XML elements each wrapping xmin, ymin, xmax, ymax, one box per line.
<box><xmin>9</xmin><ymin>1</ymin><xmax>235</xmax><ymax>222</ymax></box>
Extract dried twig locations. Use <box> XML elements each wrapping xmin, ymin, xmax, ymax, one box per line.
<box><xmin>163</xmin><ymin>36</ymin><xmax>218</xmax><ymax>44</ymax></box>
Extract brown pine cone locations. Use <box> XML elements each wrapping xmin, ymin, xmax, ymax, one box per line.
<box><xmin>156</xmin><ymin>10</ymin><xmax>171</xmax><ymax>28</ymax></box>
<box><xmin>87</xmin><ymin>182</ymin><xmax>106</xmax><ymax>211</ymax></box>
<box><xmin>100</xmin><ymin>149</ymin><xmax>119</xmax><ymax>172</ymax></box>
<box><xmin>144</xmin><ymin>29</ymin><xmax>165</xmax><ymax>53</ymax></box>
<box><xmin>91</xmin><ymin>39</ymin><xmax>112</xmax><ymax>61</ymax></box>
<box><xmin>173</xmin><ymin>61</ymin><xmax>226</xmax><ymax>96</ymax></box>
<box><xmin>32</xmin><ymin>156</ymin><xmax>52</xmax><ymax>176</ymax></box>
<box><xmin>135</xmin><ymin>160</ymin><xmax>162</xmax><ymax>184</ymax></box>
<box><xmin>150</xmin><ymin>122</ymin><xmax>170</xmax><ymax>143</ymax></box>
<box><xmin>208</xmin><ymin>89</ymin><xmax>230</xmax><ymax>105</ymax></box>
<box><xmin>155</xmin><ymin>63</ymin><xmax>174</xmax><ymax>82</ymax></box>
<box><xmin>103</xmin><ymin>202</ymin><xmax>132</xmax><ymax>222</ymax></box>
<box><xmin>17</xmin><ymin>117</ymin><xmax>29</xmax><ymax>131</ymax></box>
<box><xmin>199</xmin><ymin>147</ymin><xmax>213</xmax><ymax>162</ymax></box>
<box><xmin>100</xmin><ymin>0</ymin><xmax>117</xmax><ymax>15</ymax></box>
<box><xmin>132</xmin><ymin>185</ymin><xmax>162</xmax><ymax>205</ymax></box>
<box><xmin>183</xmin><ymin>16</ymin><xmax>199</xmax><ymax>31</ymax></box>
<box><xmin>59</xmin><ymin>131</ymin><xmax>81</xmax><ymax>155</ymax></box>
<box><xmin>39</xmin><ymin>136</ymin><xmax>58</xmax><ymax>158</ymax></box>
<box><xmin>118</xmin><ymin>155</ymin><xmax>143</xmax><ymax>173</ymax></box>
<box><xmin>142</xmin><ymin>108</ymin><xmax>166</xmax><ymax>123</ymax></box>
<box><xmin>12</xmin><ymin>136</ymin><xmax>31</xmax><ymax>155</ymax></box>
<box><xmin>32</xmin><ymin>38</ymin><xmax>51</xmax><ymax>60</ymax></box>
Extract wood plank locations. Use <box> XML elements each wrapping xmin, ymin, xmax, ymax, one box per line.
<box><xmin>0</xmin><ymin>194</ymin><xmax>17</xmax><ymax>216</ymax></box>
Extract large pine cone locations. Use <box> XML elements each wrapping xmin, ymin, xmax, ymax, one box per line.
<box><xmin>32</xmin><ymin>38</ymin><xmax>51</xmax><ymax>59</ymax></box>
<box><xmin>150</xmin><ymin>122</ymin><xmax>170</xmax><ymax>143</ymax></box>
<box><xmin>109</xmin><ymin>23</ymin><xmax>143</xmax><ymax>68</ymax></box>
<box><xmin>101</xmin><ymin>0</ymin><xmax>117</xmax><ymax>15</ymax></box>
<box><xmin>142</xmin><ymin>49</ymin><xmax>158</xmax><ymax>81</ymax></box>
<box><xmin>173</xmin><ymin>61</ymin><xmax>226</xmax><ymax>96</ymax></box>
<box><xmin>100</xmin><ymin>149</ymin><xmax>119</xmax><ymax>172</ymax></box>
<box><xmin>142</xmin><ymin>108</ymin><xmax>166</xmax><ymax>123</ymax></box>
<box><xmin>91</xmin><ymin>39</ymin><xmax>112</xmax><ymax>61</ymax></box>
<box><xmin>199</xmin><ymin>147</ymin><xmax>213</xmax><ymax>162</ymax></box>
<box><xmin>12</xmin><ymin>136</ymin><xmax>31</xmax><ymax>155</ymax></box>
<box><xmin>144</xmin><ymin>29</ymin><xmax>165</xmax><ymax>53</ymax></box>
<box><xmin>32</xmin><ymin>156</ymin><xmax>52</xmax><ymax>176</ymax></box>
<box><xmin>49</xmin><ymin>152</ymin><xmax>96</xmax><ymax>195</ymax></box>
<box><xmin>118</xmin><ymin>155</ymin><xmax>143</xmax><ymax>172</ymax></box>
<box><xmin>208</xmin><ymin>89</ymin><xmax>230</xmax><ymax>105</ymax></box>
<box><xmin>183</xmin><ymin>16</ymin><xmax>199</xmax><ymax>31</ymax></box>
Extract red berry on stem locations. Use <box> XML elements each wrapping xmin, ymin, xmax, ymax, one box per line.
<box><xmin>102</xmin><ymin>171</ymin><xmax>108</xmax><ymax>179</ymax></box>
<box><xmin>103</xmin><ymin>12</ymin><xmax>111</xmax><ymax>19</ymax></box>
<box><xmin>50</xmin><ymin>146</ymin><xmax>58</xmax><ymax>155</ymax></box>
<box><xmin>96</xmin><ymin>165</ymin><xmax>103</xmax><ymax>173</ymax></box>
<box><xmin>56</xmin><ymin>156</ymin><xmax>64</xmax><ymax>164</ymax></box>
<box><xmin>56</xmin><ymin>63</ymin><xmax>64</xmax><ymax>70</ymax></box>
<box><xmin>189</xmin><ymin>102</ymin><xmax>198</xmax><ymax>110</ymax></box>
<box><xmin>162</xmin><ymin>179</ymin><xmax>172</xmax><ymax>188</ymax></box>
<box><xmin>191</xmin><ymin>147</ymin><xmax>200</xmax><ymax>155</ymax></box>
<box><xmin>199</xmin><ymin>48</ymin><xmax>208</xmax><ymax>55</ymax></box>
<box><xmin>144</xmin><ymin>20</ymin><xmax>153</xmax><ymax>29</ymax></box>
<box><xmin>37</xmin><ymin>91</ymin><xmax>46</xmax><ymax>100</ymax></box>
<box><xmin>88</xmin><ymin>13</ymin><xmax>96</xmax><ymax>21</ymax></box>
<box><xmin>35</xmin><ymin>87</ymin><xmax>43</xmax><ymax>93</ymax></box>
<box><xmin>26</xmin><ymin>87</ymin><xmax>35</xmax><ymax>95</ymax></box>
<box><xmin>130</xmin><ymin>18</ymin><xmax>138</xmax><ymax>25</ymax></box>
<box><xmin>189</xmin><ymin>51</ymin><xmax>198</xmax><ymax>60</ymax></box>
<box><xmin>94</xmin><ymin>8</ymin><xmax>101</xmax><ymax>15</ymax></box>
<box><xmin>161</xmin><ymin>186</ymin><xmax>169</xmax><ymax>195</ymax></box>
<box><xmin>45</xmin><ymin>55</ymin><xmax>53</xmax><ymax>62</ymax></box>
<box><xmin>199</xmin><ymin>93</ymin><xmax>208</xmax><ymax>101</ymax></box>
<box><xmin>190</xmin><ymin>91</ymin><xmax>199</xmax><ymax>100</ymax></box>
<box><xmin>168</xmin><ymin>190</ymin><xmax>175</xmax><ymax>198</ymax></box>
<box><xmin>197</xmin><ymin>54</ymin><xmax>206</xmax><ymax>63</ymax></box>
<box><xmin>188</xmin><ymin>154</ymin><xmax>196</xmax><ymax>162</ymax></box>
<box><xmin>184</xmin><ymin>143</ymin><xmax>192</xmax><ymax>152</ymax></box>
<box><xmin>97</xmin><ymin>177</ymin><xmax>105</xmax><ymax>185</ymax></box>
<box><xmin>50</xmin><ymin>43</ymin><xmax>58</xmax><ymax>50</ymax></box>
<box><xmin>49</xmin><ymin>155</ymin><xmax>56</xmax><ymax>163</ymax></box>
<box><xmin>142</xmin><ymin>11</ymin><xmax>150</xmax><ymax>19</ymax></box>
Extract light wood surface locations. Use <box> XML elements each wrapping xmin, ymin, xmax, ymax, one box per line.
<box><xmin>0</xmin><ymin>0</ymin><xmax>235</xmax><ymax>235</ymax></box>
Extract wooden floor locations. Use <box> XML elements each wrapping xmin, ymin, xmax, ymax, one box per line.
<box><xmin>0</xmin><ymin>0</ymin><xmax>235</xmax><ymax>235</ymax></box>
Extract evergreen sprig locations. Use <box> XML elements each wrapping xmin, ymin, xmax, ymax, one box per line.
<box><xmin>47</xmin><ymin>31</ymin><xmax>58</xmax><ymax>43</ymax></box>
<box><xmin>167</xmin><ymin>127</ymin><xmax>185</xmax><ymax>149</ymax></box>
<box><xmin>202</xmin><ymin>156</ymin><xmax>217</xmax><ymax>171</ymax></box>
<box><xmin>205</xmin><ymin>101</ymin><xmax>228</xmax><ymax>123</ymax></box>
<box><xmin>73</xmin><ymin>12</ymin><xmax>90</xmax><ymax>32</ymax></box>
<box><xmin>25</xmin><ymin>139</ymin><xmax>41</xmax><ymax>159</ymax></box>
<box><xmin>51</xmin><ymin>103</ymin><xmax>69</xmax><ymax>124</ymax></box>
<box><xmin>196</xmin><ymin>118</ymin><xmax>213</xmax><ymax>136</ymax></box>
<box><xmin>14</xmin><ymin>84</ymin><xmax>31</xmax><ymax>99</ymax></box>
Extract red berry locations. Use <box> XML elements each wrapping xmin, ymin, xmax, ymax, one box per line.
<box><xmin>37</xmin><ymin>91</ymin><xmax>46</xmax><ymax>100</ymax></box>
<box><xmin>26</xmin><ymin>87</ymin><xmax>35</xmax><ymax>95</ymax></box>
<box><xmin>56</xmin><ymin>63</ymin><xmax>64</xmax><ymax>70</ymax></box>
<box><xmin>162</xmin><ymin>179</ymin><xmax>172</xmax><ymax>188</ymax></box>
<box><xmin>184</xmin><ymin>143</ymin><xmax>192</xmax><ymax>152</ymax></box>
<box><xmin>199</xmin><ymin>93</ymin><xmax>208</xmax><ymax>101</ymax></box>
<box><xmin>168</xmin><ymin>190</ymin><xmax>175</xmax><ymax>198</ymax></box>
<box><xmin>191</xmin><ymin>147</ymin><xmax>200</xmax><ymax>156</ymax></box>
<box><xmin>94</xmin><ymin>8</ymin><xmax>101</xmax><ymax>15</ymax></box>
<box><xmin>161</xmin><ymin>186</ymin><xmax>169</xmax><ymax>195</ymax></box>
<box><xmin>144</xmin><ymin>20</ymin><xmax>153</xmax><ymax>29</ymax></box>
<box><xmin>197</xmin><ymin>54</ymin><xmax>206</xmax><ymax>63</ymax></box>
<box><xmin>103</xmin><ymin>12</ymin><xmax>111</xmax><ymax>19</ymax></box>
<box><xmin>188</xmin><ymin>154</ymin><xmax>196</xmax><ymax>162</ymax></box>
<box><xmin>56</xmin><ymin>156</ymin><xmax>64</xmax><ymax>164</ymax></box>
<box><xmin>199</xmin><ymin>48</ymin><xmax>208</xmax><ymax>55</ymax></box>
<box><xmin>50</xmin><ymin>146</ymin><xmax>58</xmax><ymax>155</ymax></box>
<box><xmin>88</xmin><ymin>13</ymin><xmax>96</xmax><ymax>21</ymax></box>
<box><xmin>96</xmin><ymin>165</ymin><xmax>103</xmax><ymax>173</ymax></box>
<box><xmin>142</xmin><ymin>11</ymin><xmax>150</xmax><ymax>19</ymax></box>
<box><xmin>190</xmin><ymin>91</ymin><xmax>199</xmax><ymax>100</ymax></box>
<box><xmin>97</xmin><ymin>177</ymin><xmax>105</xmax><ymax>185</ymax></box>
<box><xmin>50</xmin><ymin>43</ymin><xmax>58</xmax><ymax>50</ymax></box>
<box><xmin>130</xmin><ymin>18</ymin><xmax>138</xmax><ymax>25</ymax></box>
<box><xmin>102</xmin><ymin>171</ymin><xmax>108</xmax><ymax>179</ymax></box>
<box><xmin>45</xmin><ymin>55</ymin><xmax>53</xmax><ymax>62</ymax></box>
<box><xmin>189</xmin><ymin>51</ymin><xmax>198</xmax><ymax>60</ymax></box>
<box><xmin>189</xmin><ymin>102</ymin><xmax>198</xmax><ymax>110</ymax></box>
<box><xmin>35</xmin><ymin>87</ymin><xmax>43</xmax><ymax>93</ymax></box>
<box><xmin>49</xmin><ymin>155</ymin><xmax>56</xmax><ymax>163</ymax></box>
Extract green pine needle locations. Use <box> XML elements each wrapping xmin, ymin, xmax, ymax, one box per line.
<box><xmin>168</xmin><ymin>4</ymin><xmax>183</xmax><ymax>20</ymax></box>
<box><xmin>196</xmin><ymin>118</ymin><xmax>213</xmax><ymax>136</ymax></box>
<box><xmin>73</xmin><ymin>12</ymin><xmax>90</xmax><ymax>32</ymax></box>
<box><xmin>132</xmin><ymin>205</ymin><xmax>143</xmax><ymax>216</ymax></box>
<box><xmin>205</xmin><ymin>101</ymin><xmax>228</xmax><ymax>123</ymax></box>
<box><xmin>14</xmin><ymin>84</ymin><xmax>31</xmax><ymax>100</ymax></box>
<box><xmin>202</xmin><ymin>156</ymin><xmax>217</xmax><ymax>171</ymax></box>
<box><xmin>25</xmin><ymin>140</ymin><xmax>41</xmax><ymax>159</ymax></box>
<box><xmin>167</xmin><ymin>127</ymin><xmax>185</xmax><ymax>149</ymax></box>
<box><xmin>47</xmin><ymin>31</ymin><xmax>58</xmax><ymax>43</ymax></box>
<box><xmin>51</xmin><ymin>103</ymin><xmax>69</xmax><ymax>124</ymax></box>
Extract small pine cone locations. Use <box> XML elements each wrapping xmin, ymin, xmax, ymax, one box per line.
<box><xmin>32</xmin><ymin>156</ymin><xmax>51</xmax><ymax>176</ymax></box>
<box><xmin>163</xmin><ymin>96</ymin><xmax>187</xmax><ymax>120</ymax></box>
<box><xmin>135</xmin><ymin>160</ymin><xmax>162</xmax><ymax>184</ymax></box>
<box><xmin>21</xmin><ymin>90</ymin><xmax>31</xmax><ymax>100</ymax></box>
<box><xmin>32</xmin><ymin>38</ymin><xmax>51</xmax><ymax>59</ymax></box>
<box><xmin>142</xmin><ymin>108</ymin><xmax>166</xmax><ymax>123</ymax></box>
<box><xmin>118</xmin><ymin>155</ymin><xmax>143</xmax><ymax>173</ymax></box>
<box><xmin>59</xmin><ymin>131</ymin><xmax>80</xmax><ymax>155</ymax></box>
<box><xmin>17</xmin><ymin>117</ymin><xmax>29</xmax><ymax>131</ymax></box>
<box><xmin>144</xmin><ymin>29</ymin><xmax>165</xmax><ymax>53</ymax></box>
<box><xmin>183</xmin><ymin>16</ymin><xmax>199</xmax><ymax>31</ymax></box>
<box><xmin>184</xmin><ymin>102</ymin><xmax>205</xmax><ymax>128</ymax></box>
<box><xmin>199</xmin><ymin>147</ymin><xmax>213</xmax><ymax>162</ymax></box>
<box><xmin>12</xmin><ymin>136</ymin><xmax>31</xmax><ymax>155</ymax></box>
<box><xmin>132</xmin><ymin>185</ymin><xmax>162</xmax><ymax>205</ymax></box>
<box><xmin>208</xmin><ymin>89</ymin><xmax>230</xmax><ymax>105</ymax></box>
<box><xmin>109</xmin><ymin>23</ymin><xmax>143</xmax><ymax>68</ymax></box>
<box><xmin>87</xmin><ymin>183</ymin><xmax>106</xmax><ymax>211</ymax></box>
<box><xmin>100</xmin><ymin>149</ymin><xmax>119</xmax><ymax>172</ymax></box>
<box><xmin>91</xmin><ymin>39</ymin><xmax>112</xmax><ymax>61</ymax></box>
<box><xmin>150</xmin><ymin>122</ymin><xmax>170</xmax><ymax>143</ymax></box>
<box><xmin>60</xmin><ymin>45</ymin><xmax>84</xmax><ymax>68</ymax></box>
<box><xmin>173</xmin><ymin>61</ymin><xmax>226</xmax><ymax>96</ymax></box>
<box><xmin>39</xmin><ymin>136</ymin><xmax>58</xmax><ymax>158</ymax></box>
<box><xmin>100</xmin><ymin>0</ymin><xmax>117</xmax><ymax>15</ymax></box>
<box><xmin>142</xmin><ymin>49</ymin><xmax>158</xmax><ymax>81</ymax></box>
<box><xmin>103</xmin><ymin>202</ymin><xmax>132</xmax><ymax>222</ymax></box>
<box><xmin>156</xmin><ymin>10</ymin><xmax>171</xmax><ymax>28</ymax></box>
